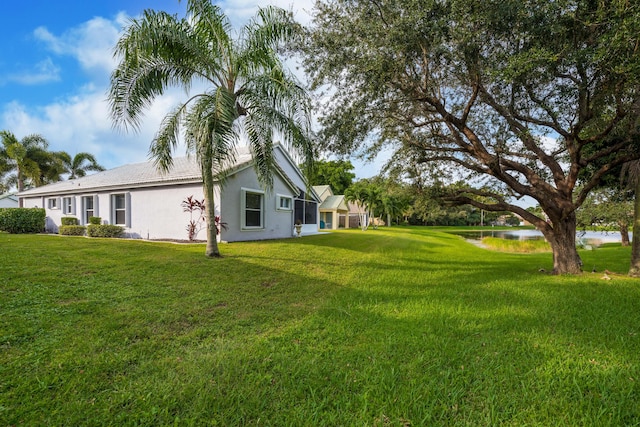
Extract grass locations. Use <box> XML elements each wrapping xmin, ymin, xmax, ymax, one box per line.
<box><xmin>481</xmin><ymin>236</ymin><xmax>551</xmax><ymax>253</ymax></box>
<box><xmin>1</xmin><ymin>227</ymin><xmax>640</xmax><ymax>426</ymax></box>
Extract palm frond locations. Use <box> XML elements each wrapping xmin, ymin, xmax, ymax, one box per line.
<box><xmin>238</xmin><ymin>65</ymin><xmax>314</xmax><ymax>180</ymax></box>
<box><xmin>0</xmin><ymin>130</ymin><xmax>18</xmax><ymax>148</ymax></box>
<box><xmin>184</xmin><ymin>90</ymin><xmax>239</xmax><ymax>184</ymax></box>
<box><xmin>241</xmin><ymin>6</ymin><xmax>298</xmax><ymax>61</ymax></box>
<box><xmin>109</xmin><ymin>9</ymin><xmax>222</xmax><ymax>131</ymax></box>
<box><xmin>242</xmin><ymin>110</ymin><xmax>275</xmax><ymax>190</ymax></box>
<box><xmin>187</xmin><ymin>0</ymin><xmax>233</xmax><ymax>75</ymax></box>
<box><xmin>20</xmin><ymin>134</ymin><xmax>49</xmax><ymax>151</ymax></box>
<box><xmin>150</xmin><ymin>103</ymin><xmax>190</xmax><ymax>173</ymax></box>
<box><xmin>66</xmin><ymin>152</ymin><xmax>105</xmax><ymax>178</ymax></box>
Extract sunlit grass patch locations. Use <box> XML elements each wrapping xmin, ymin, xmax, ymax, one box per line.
<box><xmin>482</xmin><ymin>236</ymin><xmax>551</xmax><ymax>253</ymax></box>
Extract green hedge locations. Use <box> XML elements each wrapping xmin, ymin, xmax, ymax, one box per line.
<box><xmin>87</xmin><ymin>224</ymin><xmax>124</xmax><ymax>238</ymax></box>
<box><xmin>61</xmin><ymin>217</ymin><xmax>79</xmax><ymax>226</ymax></box>
<box><xmin>88</xmin><ymin>216</ymin><xmax>102</xmax><ymax>225</ymax></box>
<box><xmin>59</xmin><ymin>225</ymin><xmax>86</xmax><ymax>236</ymax></box>
<box><xmin>0</xmin><ymin>208</ymin><xmax>46</xmax><ymax>234</ymax></box>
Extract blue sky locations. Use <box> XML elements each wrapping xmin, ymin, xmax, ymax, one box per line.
<box><xmin>0</xmin><ymin>0</ymin><xmax>386</xmax><ymax>178</ymax></box>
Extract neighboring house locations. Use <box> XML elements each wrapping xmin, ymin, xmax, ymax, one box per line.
<box><xmin>18</xmin><ymin>144</ymin><xmax>320</xmax><ymax>242</ymax></box>
<box><xmin>313</xmin><ymin>185</ymin><xmax>349</xmax><ymax>230</ymax></box>
<box><xmin>0</xmin><ymin>193</ymin><xmax>18</xmax><ymax>208</ymax></box>
<box><xmin>347</xmin><ymin>201</ymin><xmax>366</xmax><ymax>229</ymax></box>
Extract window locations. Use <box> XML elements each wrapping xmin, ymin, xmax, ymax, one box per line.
<box><xmin>111</xmin><ymin>193</ymin><xmax>130</xmax><ymax>226</ymax></box>
<box><xmin>62</xmin><ymin>197</ymin><xmax>75</xmax><ymax>215</ymax></box>
<box><xmin>113</xmin><ymin>194</ymin><xmax>126</xmax><ymax>225</ymax></box>
<box><xmin>242</xmin><ymin>188</ymin><xmax>264</xmax><ymax>229</ymax></box>
<box><xmin>47</xmin><ymin>198</ymin><xmax>59</xmax><ymax>210</ymax></box>
<box><xmin>276</xmin><ymin>194</ymin><xmax>292</xmax><ymax>211</ymax></box>
<box><xmin>82</xmin><ymin>196</ymin><xmax>95</xmax><ymax>224</ymax></box>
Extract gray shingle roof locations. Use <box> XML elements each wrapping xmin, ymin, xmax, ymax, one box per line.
<box><xmin>19</xmin><ymin>147</ymin><xmax>255</xmax><ymax>197</ymax></box>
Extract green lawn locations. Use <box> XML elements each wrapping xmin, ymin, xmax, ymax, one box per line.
<box><xmin>1</xmin><ymin>227</ymin><xmax>639</xmax><ymax>426</ymax></box>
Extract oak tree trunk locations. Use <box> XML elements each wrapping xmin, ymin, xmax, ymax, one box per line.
<box><xmin>620</xmin><ymin>223</ymin><xmax>630</xmax><ymax>247</ymax></box>
<box><xmin>543</xmin><ymin>213</ymin><xmax>582</xmax><ymax>275</ymax></box>
<box><xmin>629</xmin><ymin>180</ymin><xmax>640</xmax><ymax>277</ymax></box>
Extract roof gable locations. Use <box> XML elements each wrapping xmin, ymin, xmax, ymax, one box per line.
<box><xmin>319</xmin><ymin>194</ymin><xmax>348</xmax><ymax>211</ymax></box>
<box><xmin>0</xmin><ymin>193</ymin><xmax>18</xmax><ymax>202</ymax></box>
<box><xmin>312</xmin><ymin>185</ymin><xmax>334</xmax><ymax>202</ymax></box>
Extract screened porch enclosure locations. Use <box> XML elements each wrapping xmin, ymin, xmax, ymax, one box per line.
<box><xmin>294</xmin><ymin>190</ymin><xmax>317</xmax><ymax>225</ymax></box>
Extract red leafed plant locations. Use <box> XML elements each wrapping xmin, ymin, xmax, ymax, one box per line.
<box><xmin>182</xmin><ymin>196</ymin><xmax>206</xmax><ymax>241</ymax></box>
<box><xmin>214</xmin><ymin>215</ymin><xmax>228</xmax><ymax>235</ymax></box>
<box><xmin>182</xmin><ymin>196</ymin><xmax>228</xmax><ymax>240</ymax></box>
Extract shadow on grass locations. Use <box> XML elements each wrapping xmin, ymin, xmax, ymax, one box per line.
<box><xmin>2</xmin><ymin>231</ymin><xmax>640</xmax><ymax>425</ymax></box>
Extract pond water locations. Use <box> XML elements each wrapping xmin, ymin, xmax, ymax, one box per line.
<box><xmin>453</xmin><ymin>229</ymin><xmax>626</xmax><ymax>245</ymax></box>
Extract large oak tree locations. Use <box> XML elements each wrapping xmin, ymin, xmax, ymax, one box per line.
<box><xmin>303</xmin><ymin>0</ymin><xmax>640</xmax><ymax>274</ymax></box>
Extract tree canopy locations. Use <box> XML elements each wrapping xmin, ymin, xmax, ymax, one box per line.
<box><xmin>306</xmin><ymin>159</ymin><xmax>355</xmax><ymax>194</ymax></box>
<box><xmin>0</xmin><ymin>130</ymin><xmax>105</xmax><ymax>195</ymax></box>
<box><xmin>60</xmin><ymin>152</ymin><xmax>105</xmax><ymax>179</ymax></box>
<box><xmin>0</xmin><ymin>131</ymin><xmax>51</xmax><ymax>193</ymax></box>
<box><xmin>303</xmin><ymin>0</ymin><xmax>640</xmax><ymax>274</ymax></box>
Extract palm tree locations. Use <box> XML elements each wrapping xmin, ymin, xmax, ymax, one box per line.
<box><xmin>34</xmin><ymin>150</ymin><xmax>68</xmax><ymax>185</ymax></box>
<box><xmin>58</xmin><ymin>152</ymin><xmax>105</xmax><ymax>179</ymax></box>
<box><xmin>108</xmin><ymin>0</ymin><xmax>313</xmax><ymax>257</ymax></box>
<box><xmin>0</xmin><ymin>130</ymin><xmax>50</xmax><ymax>193</ymax></box>
<box><xmin>345</xmin><ymin>181</ymin><xmax>372</xmax><ymax>231</ymax></box>
<box><xmin>382</xmin><ymin>193</ymin><xmax>410</xmax><ymax>226</ymax></box>
<box><xmin>0</xmin><ymin>154</ymin><xmax>11</xmax><ymax>193</ymax></box>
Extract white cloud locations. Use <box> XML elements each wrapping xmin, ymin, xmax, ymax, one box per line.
<box><xmin>0</xmin><ymin>86</ymin><xmax>190</xmax><ymax>170</ymax></box>
<box><xmin>0</xmin><ymin>13</ymin><xmax>163</xmax><ymax>168</ymax></box>
<box><xmin>33</xmin><ymin>15</ymin><xmax>123</xmax><ymax>76</ymax></box>
<box><xmin>220</xmin><ymin>0</ymin><xmax>314</xmax><ymax>26</ymax></box>
<box><xmin>2</xmin><ymin>58</ymin><xmax>61</xmax><ymax>85</ymax></box>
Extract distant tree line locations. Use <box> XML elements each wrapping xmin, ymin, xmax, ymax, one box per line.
<box><xmin>0</xmin><ymin>130</ymin><xmax>104</xmax><ymax>193</ymax></box>
<box><xmin>308</xmin><ymin>159</ymin><xmax>521</xmax><ymax>227</ymax></box>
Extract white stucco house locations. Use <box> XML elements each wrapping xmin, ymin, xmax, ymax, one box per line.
<box><xmin>18</xmin><ymin>144</ymin><xmax>320</xmax><ymax>242</ymax></box>
<box><xmin>0</xmin><ymin>193</ymin><xmax>18</xmax><ymax>208</ymax></box>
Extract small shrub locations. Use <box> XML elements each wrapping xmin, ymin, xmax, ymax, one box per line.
<box><xmin>89</xmin><ymin>216</ymin><xmax>102</xmax><ymax>225</ymax></box>
<box><xmin>61</xmin><ymin>217</ymin><xmax>79</xmax><ymax>226</ymax></box>
<box><xmin>59</xmin><ymin>225</ymin><xmax>86</xmax><ymax>236</ymax></box>
<box><xmin>0</xmin><ymin>208</ymin><xmax>46</xmax><ymax>234</ymax></box>
<box><xmin>87</xmin><ymin>224</ymin><xmax>124</xmax><ymax>238</ymax></box>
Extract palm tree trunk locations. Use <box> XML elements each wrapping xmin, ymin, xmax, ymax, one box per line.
<box><xmin>17</xmin><ymin>166</ymin><xmax>24</xmax><ymax>207</ymax></box>
<box><xmin>629</xmin><ymin>179</ymin><xmax>640</xmax><ymax>276</ymax></box>
<box><xmin>202</xmin><ymin>162</ymin><xmax>221</xmax><ymax>258</ymax></box>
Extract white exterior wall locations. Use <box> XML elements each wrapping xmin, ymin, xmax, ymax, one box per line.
<box><xmin>220</xmin><ymin>166</ymin><xmax>296</xmax><ymax>242</ymax></box>
<box><xmin>22</xmin><ymin>183</ymin><xmax>215</xmax><ymax>240</ymax></box>
<box><xmin>118</xmin><ymin>184</ymin><xmax>209</xmax><ymax>240</ymax></box>
<box><xmin>273</xmin><ymin>147</ymin><xmax>307</xmax><ymax>191</ymax></box>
